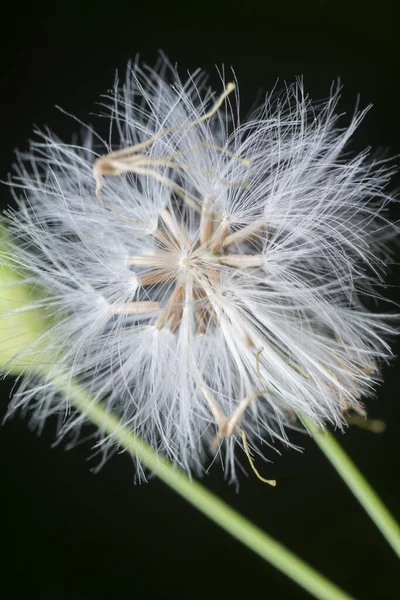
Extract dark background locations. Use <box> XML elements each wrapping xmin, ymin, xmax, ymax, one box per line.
<box><xmin>1</xmin><ymin>4</ymin><xmax>399</xmax><ymax>599</ymax></box>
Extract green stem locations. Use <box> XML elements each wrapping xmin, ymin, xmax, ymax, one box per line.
<box><xmin>61</xmin><ymin>377</ymin><xmax>352</xmax><ymax>600</ymax></box>
<box><xmin>302</xmin><ymin>415</ymin><xmax>400</xmax><ymax>559</ymax></box>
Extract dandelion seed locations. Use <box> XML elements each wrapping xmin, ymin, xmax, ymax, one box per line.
<box><xmin>1</xmin><ymin>56</ymin><xmax>398</xmax><ymax>482</ymax></box>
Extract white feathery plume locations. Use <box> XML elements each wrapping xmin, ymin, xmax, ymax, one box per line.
<box><xmin>2</xmin><ymin>56</ymin><xmax>398</xmax><ymax>482</ymax></box>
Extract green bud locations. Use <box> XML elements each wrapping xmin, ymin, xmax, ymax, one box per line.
<box><xmin>0</xmin><ymin>224</ymin><xmax>50</xmax><ymax>375</ymax></box>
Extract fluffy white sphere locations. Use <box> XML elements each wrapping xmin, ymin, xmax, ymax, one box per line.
<box><xmin>3</xmin><ymin>57</ymin><xmax>398</xmax><ymax>481</ymax></box>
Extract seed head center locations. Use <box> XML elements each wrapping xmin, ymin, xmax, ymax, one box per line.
<box><xmin>179</xmin><ymin>256</ymin><xmax>192</xmax><ymax>269</ymax></box>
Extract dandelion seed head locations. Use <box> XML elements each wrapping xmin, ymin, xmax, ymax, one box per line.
<box><xmin>2</xmin><ymin>56</ymin><xmax>398</xmax><ymax>482</ymax></box>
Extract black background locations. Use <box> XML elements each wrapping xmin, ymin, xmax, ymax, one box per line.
<box><xmin>1</xmin><ymin>4</ymin><xmax>399</xmax><ymax>599</ymax></box>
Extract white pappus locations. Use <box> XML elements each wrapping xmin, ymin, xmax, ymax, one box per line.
<box><xmin>2</xmin><ymin>56</ymin><xmax>398</xmax><ymax>483</ymax></box>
